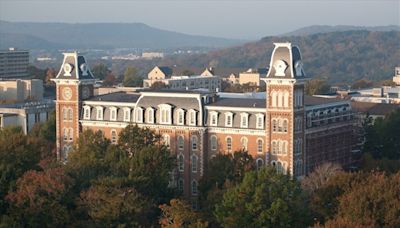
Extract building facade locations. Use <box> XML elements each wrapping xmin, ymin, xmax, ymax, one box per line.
<box><xmin>0</xmin><ymin>48</ymin><xmax>29</xmax><ymax>79</ymax></box>
<box><xmin>53</xmin><ymin>44</ymin><xmax>355</xmax><ymax>200</ymax></box>
<box><xmin>0</xmin><ymin>79</ymin><xmax>44</xmax><ymax>102</ymax></box>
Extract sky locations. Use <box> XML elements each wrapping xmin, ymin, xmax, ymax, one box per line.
<box><xmin>0</xmin><ymin>0</ymin><xmax>398</xmax><ymax>39</ymax></box>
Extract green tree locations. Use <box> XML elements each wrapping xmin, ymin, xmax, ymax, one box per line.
<box><xmin>305</xmin><ymin>79</ymin><xmax>331</xmax><ymax>95</ymax></box>
<box><xmin>214</xmin><ymin>167</ymin><xmax>310</xmax><ymax>227</ymax></box>
<box><xmin>123</xmin><ymin>66</ymin><xmax>143</xmax><ymax>87</ymax></box>
<box><xmin>91</xmin><ymin>63</ymin><xmax>110</xmax><ymax>80</ymax></box>
<box><xmin>150</xmin><ymin>81</ymin><xmax>168</xmax><ymax>90</ymax></box>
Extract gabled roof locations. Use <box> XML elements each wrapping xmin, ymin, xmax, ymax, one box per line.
<box><xmin>157</xmin><ymin>66</ymin><xmax>173</xmax><ymax>76</ymax></box>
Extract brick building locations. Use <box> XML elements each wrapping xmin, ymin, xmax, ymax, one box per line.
<box><xmin>52</xmin><ymin>44</ymin><xmax>355</xmax><ymax>200</ymax></box>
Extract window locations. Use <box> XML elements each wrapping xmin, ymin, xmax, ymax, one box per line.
<box><xmin>178</xmin><ymin>154</ymin><xmax>184</xmax><ymax>172</ymax></box>
<box><xmin>111</xmin><ymin>130</ymin><xmax>117</xmax><ymax>144</ymax></box>
<box><xmin>191</xmin><ymin>155</ymin><xmax>198</xmax><ymax>173</ymax></box>
<box><xmin>83</xmin><ymin>106</ymin><xmax>91</xmax><ymax>120</ymax></box>
<box><xmin>63</xmin><ymin>128</ymin><xmax>68</xmax><ymax>141</ymax></box>
<box><xmin>210</xmin><ymin>135</ymin><xmax>217</xmax><ymax>151</ymax></box>
<box><xmin>178</xmin><ymin>178</ymin><xmax>184</xmax><ymax>192</ymax></box>
<box><xmin>177</xmin><ymin>109</ymin><xmax>185</xmax><ymax>125</ymax></box>
<box><xmin>271</xmin><ymin>91</ymin><xmax>277</xmax><ymax>107</ymax></box>
<box><xmin>240</xmin><ymin>113</ymin><xmax>249</xmax><ymax>128</ymax></box>
<box><xmin>110</xmin><ymin>107</ymin><xmax>117</xmax><ymax>121</ymax></box>
<box><xmin>162</xmin><ymin>134</ymin><xmax>170</xmax><ymax>148</ymax></box>
<box><xmin>257</xmin><ymin>138</ymin><xmax>264</xmax><ymax>153</ymax></box>
<box><xmin>63</xmin><ymin>108</ymin><xmax>68</xmax><ymax>121</ymax></box>
<box><xmin>226</xmin><ymin>136</ymin><xmax>232</xmax><ymax>151</ymax></box>
<box><xmin>256</xmin><ymin>158</ymin><xmax>264</xmax><ymax>170</ymax></box>
<box><xmin>135</xmin><ymin>107</ymin><xmax>143</xmax><ymax>123</ymax></box>
<box><xmin>272</xmin><ymin>140</ymin><xmax>288</xmax><ymax>155</ymax></box>
<box><xmin>272</xmin><ymin>118</ymin><xmax>289</xmax><ymax>133</ymax></box>
<box><xmin>283</xmin><ymin>119</ymin><xmax>288</xmax><ymax>132</ymax></box>
<box><xmin>159</xmin><ymin>104</ymin><xmax>172</xmax><ymax>124</ymax></box>
<box><xmin>96</xmin><ymin>107</ymin><xmax>103</xmax><ymax>120</ymax></box>
<box><xmin>191</xmin><ymin>135</ymin><xmax>198</xmax><ymax>151</ymax></box>
<box><xmin>177</xmin><ymin>135</ymin><xmax>184</xmax><ymax>150</ymax></box>
<box><xmin>63</xmin><ymin>145</ymin><xmax>72</xmax><ymax>160</ymax></box>
<box><xmin>146</xmin><ymin>108</ymin><xmax>154</xmax><ymax>123</ymax></box>
<box><xmin>68</xmin><ymin>128</ymin><xmax>73</xmax><ymax>141</ymax></box>
<box><xmin>189</xmin><ymin>109</ymin><xmax>197</xmax><ymax>126</ymax></box>
<box><xmin>123</xmin><ymin>108</ymin><xmax>131</xmax><ymax>122</ymax></box>
<box><xmin>240</xmin><ymin>137</ymin><xmax>248</xmax><ymax>150</ymax></box>
<box><xmin>191</xmin><ymin>180</ymin><xmax>198</xmax><ymax>195</ymax></box>
<box><xmin>68</xmin><ymin>108</ymin><xmax>73</xmax><ymax>121</ymax></box>
<box><xmin>225</xmin><ymin>112</ymin><xmax>233</xmax><ymax>127</ymax></box>
<box><xmin>272</xmin><ymin>119</ymin><xmax>277</xmax><ymax>131</ymax></box>
<box><xmin>210</xmin><ymin>111</ymin><xmax>218</xmax><ymax>126</ymax></box>
<box><xmin>284</xmin><ymin>91</ymin><xmax>289</xmax><ymax>107</ymax></box>
<box><xmin>256</xmin><ymin>114</ymin><xmax>264</xmax><ymax>129</ymax></box>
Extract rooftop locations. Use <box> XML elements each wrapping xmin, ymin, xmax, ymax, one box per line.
<box><xmin>86</xmin><ymin>92</ymin><xmax>141</xmax><ymax>103</ymax></box>
<box><xmin>351</xmin><ymin>101</ymin><xmax>400</xmax><ymax>116</ymax></box>
<box><xmin>304</xmin><ymin>95</ymin><xmax>344</xmax><ymax>106</ymax></box>
<box><xmin>208</xmin><ymin>97</ymin><xmax>266</xmax><ymax>108</ymax></box>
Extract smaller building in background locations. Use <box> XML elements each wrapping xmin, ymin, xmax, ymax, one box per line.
<box><xmin>0</xmin><ymin>79</ymin><xmax>44</xmax><ymax>103</ymax></box>
<box><xmin>393</xmin><ymin>67</ymin><xmax>400</xmax><ymax>86</ymax></box>
<box><xmin>0</xmin><ymin>48</ymin><xmax>29</xmax><ymax>79</ymax></box>
<box><xmin>142</xmin><ymin>52</ymin><xmax>164</xmax><ymax>59</ymax></box>
<box><xmin>238</xmin><ymin>68</ymin><xmax>267</xmax><ymax>86</ymax></box>
<box><xmin>143</xmin><ymin>66</ymin><xmax>221</xmax><ymax>92</ymax></box>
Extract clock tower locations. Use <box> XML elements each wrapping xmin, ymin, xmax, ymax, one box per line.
<box><xmin>52</xmin><ymin>52</ymin><xmax>95</xmax><ymax>161</ymax></box>
<box><xmin>264</xmin><ymin>43</ymin><xmax>308</xmax><ymax>177</ymax></box>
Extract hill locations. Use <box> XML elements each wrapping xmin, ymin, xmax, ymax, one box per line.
<box><xmin>0</xmin><ymin>20</ymin><xmax>242</xmax><ymax>50</ymax></box>
<box><xmin>155</xmin><ymin>30</ymin><xmax>400</xmax><ymax>83</ymax></box>
<box><xmin>281</xmin><ymin>25</ymin><xmax>400</xmax><ymax>36</ymax></box>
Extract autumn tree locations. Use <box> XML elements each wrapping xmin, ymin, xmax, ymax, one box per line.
<box><xmin>305</xmin><ymin>79</ymin><xmax>331</xmax><ymax>95</ymax></box>
<box><xmin>150</xmin><ymin>81</ymin><xmax>168</xmax><ymax>90</ymax></box>
<box><xmin>214</xmin><ymin>167</ymin><xmax>311</xmax><ymax>227</ymax></box>
<box><xmin>302</xmin><ymin>163</ymin><xmax>343</xmax><ymax>193</ymax></box>
<box><xmin>159</xmin><ymin>199</ymin><xmax>208</xmax><ymax>227</ymax></box>
<box><xmin>102</xmin><ymin>73</ymin><xmax>117</xmax><ymax>87</ymax></box>
<box><xmin>123</xmin><ymin>66</ymin><xmax>142</xmax><ymax>87</ymax></box>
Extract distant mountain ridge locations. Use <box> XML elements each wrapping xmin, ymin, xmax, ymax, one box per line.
<box><xmin>0</xmin><ymin>20</ymin><xmax>242</xmax><ymax>50</ymax></box>
<box><xmin>281</xmin><ymin>25</ymin><xmax>400</xmax><ymax>36</ymax></box>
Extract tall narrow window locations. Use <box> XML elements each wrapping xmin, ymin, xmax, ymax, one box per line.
<box><xmin>225</xmin><ymin>112</ymin><xmax>233</xmax><ymax>127</ymax></box>
<box><xmin>68</xmin><ymin>128</ymin><xmax>73</xmax><ymax>141</ymax></box>
<box><xmin>96</xmin><ymin>107</ymin><xmax>103</xmax><ymax>120</ymax></box>
<box><xmin>162</xmin><ymin>134</ymin><xmax>170</xmax><ymax>148</ymax></box>
<box><xmin>284</xmin><ymin>91</ymin><xmax>289</xmax><ymax>107</ymax></box>
<box><xmin>177</xmin><ymin>109</ymin><xmax>184</xmax><ymax>125</ymax></box>
<box><xmin>178</xmin><ymin>154</ymin><xmax>184</xmax><ymax>172</ymax></box>
<box><xmin>191</xmin><ymin>155</ymin><xmax>198</xmax><ymax>173</ymax></box>
<box><xmin>63</xmin><ymin>108</ymin><xmax>68</xmax><ymax>121</ymax></box>
<box><xmin>256</xmin><ymin>114</ymin><xmax>264</xmax><ymax>129</ymax></box>
<box><xmin>68</xmin><ymin>108</ymin><xmax>73</xmax><ymax>120</ymax></box>
<box><xmin>210</xmin><ymin>135</ymin><xmax>217</xmax><ymax>151</ymax></box>
<box><xmin>226</xmin><ymin>136</ymin><xmax>232</xmax><ymax>151</ymax></box>
<box><xmin>210</xmin><ymin>111</ymin><xmax>218</xmax><ymax>126</ymax></box>
<box><xmin>111</xmin><ymin>130</ymin><xmax>117</xmax><ymax>144</ymax></box>
<box><xmin>158</xmin><ymin>104</ymin><xmax>172</xmax><ymax>124</ymax></box>
<box><xmin>283</xmin><ymin>119</ymin><xmax>288</xmax><ymax>132</ymax></box>
<box><xmin>177</xmin><ymin>135</ymin><xmax>184</xmax><ymax>150</ymax></box>
<box><xmin>123</xmin><ymin>108</ymin><xmax>131</xmax><ymax>122</ymax></box>
<box><xmin>191</xmin><ymin>180</ymin><xmax>198</xmax><ymax>195</ymax></box>
<box><xmin>178</xmin><ymin>178</ymin><xmax>184</xmax><ymax>192</ymax></box>
<box><xmin>110</xmin><ymin>107</ymin><xmax>117</xmax><ymax>121</ymax></box>
<box><xmin>84</xmin><ymin>106</ymin><xmax>91</xmax><ymax>120</ymax></box>
<box><xmin>240</xmin><ymin>113</ymin><xmax>248</xmax><ymax>128</ymax></box>
<box><xmin>240</xmin><ymin>137</ymin><xmax>248</xmax><ymax>150</ymax></box>
<box><xmin>272</xmin><ymin>119</ymin><xmax>277</xmax><ymax>132</ymax></box>
<box><xmin>257</xmin><ymin>138</ymin><xmax>263</xmax><ymax>153</ymax></box>
<box><xmin>189</xmin><ymin>110</ymin><xmax>196</xmax><ymax>126</ymax></box>
<box><xmin>63</xmin><ymin>128</ymin><xmax>68</xmax><ymax>140</ymax></box>
<box><xmin>146</xmin><ymin>108</ymin><xmax>154</xmax><ymax>123</ymax></box>
<box><xmin>191</xmin><ymin>135</ymin><xmax>198</xmax><ymax>151</ymax></box>
<box><xmin>256</xmin><ymin>158</ymin><xmax>264</xmax><ymax>170</ymax></box>
<box><xmin>136</xmin><ymin>107</ymin><xmax>143</xmax><ymax>123</ymax></box>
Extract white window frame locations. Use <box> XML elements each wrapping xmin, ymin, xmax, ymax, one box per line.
<box><xmin>225</xmin><ymin>112</ymin><xmax>233</xmax><ymax>127</ymax></box>
<box><xmin>240</xmin><ymin>112</ymin><xmax>249</xmax><ymax>128</ymax></box>
<box><xmin>83</xmin><ymin>106</ymin><xmax>91</xmax><ymax>120</ymax></box>
<box><xmin>191</xmin><ymin>135</ymin><xmax>198</xmax><ymax>151</ymax></box>
<box><xmin>162</xmin><ymin>134</ymin><xmax>170</xmax><ymax>148</ymax></box>
<box><xmin>96</xmin><ymin>106</ymin><xmax>104</xmax><ymax>121</ymax></box>
<box><xmin>158</xmin><ymin>104</ymin><xmax>172</xmax><ymax>125</ymax></box>
<box><xmin>189</xmin><ymin>109</ymin><xmax>197</xmax><ymax>126</ymax></box>
<box><xmin>191</xmin><ymin>155</ymin><xmax>198</xmax><ymax>173</ymax></box>
<box><xmin>135</xmin><ymin>107</ymin><xmax>143</xmax><ymax>123</ymax></box>
<box><xmin>240</xmin><ymin>137</ymin><xmax>248</xmax><ymax>150</ymax></box>
<box><xmin>178</xmin><ymin>153</ymin><xmax>184</xmax><ymax>172</ymax></box>
<box><xmin>111</xmin><ymin>129</ymin><xmax>117</xmax><ymax>144</ymax></box>
<box><xmin>123</xmin><ymin>108</ymin><xmax>131</xmax><ymax>122</ymax></box>
<box><xmin>110</xmin><ymin>107</ymin><xmax>117</xmax><ymax>121</ymax></box>
<box><xmin>177</xmin><ymin>135</ymin><xmax>184</xmax><ymax>150</ymax></box>
<box><xmin>210</xmin><ymin>111</ymin><xmax>219</xmax><ymax>126</ymax></box>
<box><xmin>257</xmin><ymin>138</ymin><xmax>264</xmax><ymax>154</ymax></box>
<box><xmin>256</xmin><ymin>113</ymin><xmax>264</xmax><ymax>129</ymax></box>
<box><xmin>146</xmin><ymin>107</ymin><xmax>155</xmax><ymax>124</ymax></box>
<box><xmin>210</xmin><ymin>135</ymin><xmax>218</xmax><ymax>151</ymax></box>
<box><xmin>177</xmin><ymin>108</ymin><xmax>185</xmax><ymax>125</ymax></box>
<box><xmin>226</xmin><ymin>136</ymin><xmax>232</xmax><ymax>152</ymax></box>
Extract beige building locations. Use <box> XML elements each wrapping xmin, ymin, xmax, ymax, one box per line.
<box><xmin>142</xmin><ymin>52</ymin><xmax>164</xmax><ymax>59</ymax></box>
<box><xmin>225</xmin><ymin>73</ymin><xmax>239</xmax><ymax>85</ymax></box>
<box><xmin>393</xmin><ymin>67</ymin><xmax>400</xmax><ymax>86</ymax></box>
<box><xmin>0</xmin><ymin>48</ymin><xmax>29</xmax><ymax>79</ymax></box>
<box><xmin>239</xmin><ymin>68</ymin><xmax>267</xmax><ymax>86</ymax></box>
<box><xmin>0</xmin><ymin>79</ymin><xmax>43</xmax><ymax>102</ymax></box>
<box><xmin>144</xmin><ymin>66</ymin><xmax>222</xmax><ymax>92</ymax></box>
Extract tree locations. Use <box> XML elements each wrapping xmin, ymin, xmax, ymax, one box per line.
<box><xmin>150</xmin><ymin>81</ymin><xmax>168</xmax><ymax>90</ymax></box>
<box><xmin>91</xmin><ymin>63</ymin><xmax>109</xmax><ymax>80</ymax></box>
<box><xmin>182</xmin><ymin>69</ymin><xmax>195</xmax><ymax>76</ymax></box>
<box><xmin>351</xmin><ymin>79</ymin><xmax>374</xmax><ymax>89</ymax></box>
<box><xmin>5</xmin><ymin>167</ymin><xmax>72</xmax><ymax>227</ymax></box>
<box><xmin>214</xmin><ymin>167</ymin><xmax>310</xmax><ymax>227</ymax></box>
<box><xmin>305</xmin><ymin>79</ymin><xmax>331</xmax><ymax>95</ymax></box>
<box><xmin>44</xmin><ymin>67</ymin><xmax>56</xmax><ymax>85</ymax></box>
<box><xmin>302</xmin><ymin>163</ymin><xmax>343</xmax><ymax>193</ymax></box>
<box><xmin>102</xmin><ymin>73</ymin><xmax>117</xmax><ymax>87</ymax></box>
<box><xmin>159</xmin><ymin>199</ymin><xmax>208</xmax><ymax>227</ymax></box>
<box><xmin>123</xmin><ymin>66</ymin><xmax>142</xmax><ymax>87</ymax></box>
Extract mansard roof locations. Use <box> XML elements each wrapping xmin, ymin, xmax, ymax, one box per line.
<box><xmin>207</xmin><ymin>97</ymin><xmax>266</xmax><ymax>108</ymax></box>
<box><xmin>266</xmin><ymin>43</ymin><xmax>306</xmax><ymax>79</ymax></box>
<box><xmin>86</xmin><ymin>92</ymin><xmax>140</xmax><ymax>103</ymax></box>
<box><xmin>55</xmin><ymin>52</ymin><xmax>95</xmax><ymax>80</ymax></box>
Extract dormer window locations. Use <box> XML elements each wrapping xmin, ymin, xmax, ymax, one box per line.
<box><xmin>225</xmin><ymin>112</ymin><xmax>233</xmax><ymax>127</ymax></box>
<box><xmin>177</xmin><ymin>109</ymin><xmax>185</xmax><ymax>125</ymax></box>
<box><xmin>159</xmin><ymin>104</ymin><xmax>172</xmax><ymax>124</ymax></box>
<box><xmin>189</xmin><ymin>109</ymin><xmax>197</xmax><ymax>126</ymax></box>
<box><xmin>110</xmin><ymin>107</ymin><xmax>117</xmax><ymax>121</ymax></box>
<box><xmin>146</xmin><ymin>107</ymin><xmax>155</xmax><ymax>124</ymax></box>
<box><xmin>240</xmin><ymin>113</ymin><xmax>249</xmax><ymax>128</ymax></box>
<box><xmin>123</xmin><ymin>108</ymin><xmax>131</xmax><ymax>122</ymax></box>
<box><xmin>135</xmin><ymin>107</ymin><xmax>143</xmax><ymax>123</ymax></box>
<box><xmin>83</xmin><ymin>106</ymin><xmax>91</xmax><ymax>120</ymax></box>
<box><xmin>210</xmin><ymin>111</ymin><xmax>218</xmax><ymax>126</ymax></box>
<box><xmin>256</xmin><ymin>113</ymin><xmax>264</xmax><ymax>129</ymax></box>
<box><xmin>96</xmin><ymin>107</ymin><xmax>103</xmax><ymax>120</ymax></box>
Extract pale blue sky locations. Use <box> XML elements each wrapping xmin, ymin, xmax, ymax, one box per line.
<box><xmin>0</xmin><ymin>0</ymin><xmax>398</xmax><ymax>39</ymax></box>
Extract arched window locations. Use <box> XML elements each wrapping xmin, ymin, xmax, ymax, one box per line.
<box><xmin>110</xmin><ymin>107</ymin><xmax>117</xmax><ymax>121</ymax></box>
<box><xmin>96</xmin><ymin>107</ymin><xmax>103</xmax><ymax>120</ymax></box>
<box><xmin>225</xmin><ymin>112</ymin><xmax>233</xmax><ymax>127</ymax></box>
<box><xmin>83</xmin><ymin>106</ymin><xmax>91</xmax><ymax>120</ymax></box>
<box><xmin>63</xmin><ymin>128</ymin><xmax>68</xmax><ymax>140</ymax></box>
<box><xmin>210</xmin><ymin>135</ymin><xmax>218</xmax><ymax>151</ymax></box>
<box><xmin>162</xmin><ymin>134</ymin><xmax>170</xmax><ymax>148</ymax></box>
<box><xmin>257</xmin><ymin>138</ymin><xmax>264</xmax><ymax>153</ymax></box>
<box><xmin>226</xmin><ymin>136</ymin><xmax>232</xmax><ymax>151</ymax></box>
<box><xmin>191</xmin><ymin>180</ymin><xmax>198</xmax><ymax>195</ymax></box>
<box><xmin>177</xmin><ymin>109</ymin><xmax>185</xmax><ymax>125</ymax></box>
<box><xmin>68</xmin><ymin>128</ymin><xmax>73</xmax><ymax>141</ymax></box>
<box><xmin>136</xmin><ymin>107</ymin><xmax>143</xmax><ymax>123</ymax></box>
<box><xmin>240</xmin><ymin>137</ymin><xmax>248</xmax><ymax>150</ymax></box>
<box><xmin>256</xmin><ymin>158</ymin><xmax>264</xmax><ymax>170</ymax></box>
<box><xmin>68</xmin><ymin>108</ymin><xmax>73</xmax><ymax>120</ymax></box>
<box><xmin>189</xmin><ymin>109</ymin><xmax>197</xmax><ymax>126</ymax></box>
<box><xmin>283</xmin><ymin>119</ymin><xmax>288</xmax><ymax>132</ymax></box>
<box><xmin>272</xmin><ymin>119</ymin><xmax>277</xmax><ymax>132</ymax></box>
<box><xmin>210</xmin><ymin>111</ymin><xmax>218</xmax><ymax>126</ymax></box>
<box><xmin>191</xmin><ymin>135</ymin><xmax>198</xmax><ymax>151</ymax></box>
<box><xmin>178</xmin><ymin>154</ymin><xmax>184</xmax><ymax>172</ymax></box>
<box><xmin>191</xmin><ymin>155</ymin><xmax>198</xmax><ymax>173</ymax></box>
<box><xmin>111</xmin><ymin>130</ymin><xmax>117</xmax><ymax>144</ymax></box>
<box><xmin>240</xmin><ymin>113</ymin><xmax>249</xmax><ymax>128</ymax></box>
<box><xmin>272</xmin><ymin>141</ymin><xmax>278</xmax><ymax>154</ymax></box>
<box><xmin>159</xmin><ymin>104</ymin><xmax>172</xmax><ymax>124</ymax></box>
<box><xmin>278</xmin><ymin>91</ymin><xmax>283</xmax><ymax>107</ymax></box>
<box><xmin>177</xmin><ymin>135</ymin><xmax>184</xmax><ymax>150</ymax></box>
<box><xmin>178</xmin><ymin>178</ymin><xmax>184</xmax><ymax>192</ymax></box>
<box><xmin>281</xmin><ymin>141</ymin><xmax>287</xmax><ymax>154</ymax></box>
<box><xmin>123</xmin><ymin>108</ymin><xmax>131</xmax><ymax>122</ymax></box>
<box><xmin>63</xmin><ymin>145</ymin><xmax>71</xmax><ymax>160</ymax></box>
<box><xmin>256</xmin><ymin>114</ymin><xmax>264</xmax><ymax>129</ymax></box>
<box><xmin>63</xmin><ymin>108</ymin><xmax>68</xmax><ymax>120</ymax></box>
<box><xmin>277</xmin><ymin>119</ymin><xmax>283</xmax><ymax>132</ymax></box>
<box><xmin>271</xmin><ymin>91</ymin><xmax>277</xmax><ymax>107</ymax></box>
<box><xmin>284</xmin><ymin>91</ymin><xmax>289</xmax><ymax>107</ymax></box>
<box><xmin>146</xmin><ymin>108</ymin><xmax>154</xmax><ymax>123</ymax></box>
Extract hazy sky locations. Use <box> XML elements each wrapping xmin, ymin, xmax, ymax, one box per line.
<box><xmin>0</xmin><ymin>0</ymin><xmax>398</xmax><ymax>39</ymax></box>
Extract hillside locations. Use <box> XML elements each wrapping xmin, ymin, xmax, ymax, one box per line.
<box><xmin>0</xmin><ymin>20</ymin><xmax>242</xmax><ymax>49</ymax></box>
<box><xmin>155</xmin><ymin>30</ymin><xmax>400</xmax><ymax>83</ymax></box>
<box><xmin>281</xmin><ymin>25</ymin><xmax>400</xmax><ymax>36</ymax></box>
